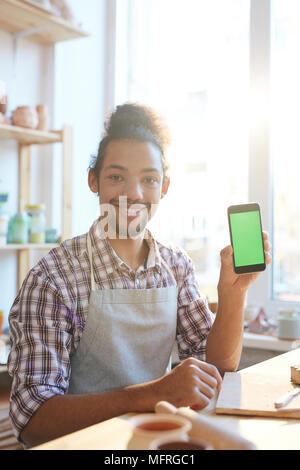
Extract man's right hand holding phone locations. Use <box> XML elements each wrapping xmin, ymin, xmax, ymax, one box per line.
<box><xmin>205</xmin><ymin>216</ymin><xmax>272</xmax><ymax>375</ymax></box>
<box><xmin>218</xmin><ymin>231</ymin><xmax>272</xmax><ymax>295</ymax></box>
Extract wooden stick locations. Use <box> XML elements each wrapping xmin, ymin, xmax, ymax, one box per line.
<box><xmin>274</xmin><ymin>388</ymin><xmax>300</xmax><ymax>409</ymax></box>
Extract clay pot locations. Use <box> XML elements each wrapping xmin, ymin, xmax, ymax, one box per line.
<box><xmin>12</xmin><ymin>106</ymin><xmax>39</xmax><ymax>129</ymax></box>
<box><xmin>33</xmin><ymin>0</ymin><xmax>52</xmax><ymax>9</ymax></box>
<box><xmin>36</xmin><ymin>104</ymin><xmax>50</xmax><ymax>131</ymax></box>
<box><xmin>129</xmin><ymin>414</ymin><xmax>191</xmax><ymax>450</ymax></box>
<box><xmin>0</xmin><ymin>95</ymin><xmax>7</xmax><ymax>115</ymax></box>
<box><xmin>49</xmin><ymin>0</ymin><xmax>78</xmax><ymax>24</ymax></box>
<box><xmin>150</xmin><ymin>436</ymin><xmax>213</xmax><ymax>450</ymax></box>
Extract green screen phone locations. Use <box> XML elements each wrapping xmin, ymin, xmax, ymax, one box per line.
<box><xmin>228</xmin><ymin>203</ymin><xmax>266</xmax><ymax>274</ymax></box>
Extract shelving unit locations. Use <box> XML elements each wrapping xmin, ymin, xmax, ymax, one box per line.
<box><xmin>0</xmin><ymin>0</ymin><xmax>89</xmax><ymax>44</ymax></box>
<box><xmin>0</xmin><ymin>124</ymin><xmax>73</xmax><ymax>289</ymax></box>
<box><xmin>0</xmin><ymin>0</ymin><xmax>90</xmax><ymax>293</ymax></box>
<box><xmin>0</xmin><ymin>0</ymin><xmax>89</xmax><ymax>380</ymax></box>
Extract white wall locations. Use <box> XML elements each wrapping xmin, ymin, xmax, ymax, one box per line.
<box><xmin>0</xmin><ymin>0</ymin><xmax>108</xmax><ymax>328</ymax></box>
<box><xmin>52</xmin><ymin>0</ymin><xmax>107</xmax><ymax>237</ymax></box>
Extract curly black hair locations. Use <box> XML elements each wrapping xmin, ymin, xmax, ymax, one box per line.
<box><xmin>89</xmin><ymin>103</ymin><xmax>171</xmax><ymax>179</ymax></box>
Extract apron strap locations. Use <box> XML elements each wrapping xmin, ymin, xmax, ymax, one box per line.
<box><xmin>87</xmin><ymin>233</ymin><xmax>96</xmax><ymax>291</ymax></box>
<box><xmin>160</xmin><ymin>258</ymin><xmax>177</xmax><ymax>287</ymax></box>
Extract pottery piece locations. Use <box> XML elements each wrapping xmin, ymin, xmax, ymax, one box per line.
<box><xmin>155</xmin><ymin>401</ymin><xmax>257</xmax><ymax>450</ymax></box>
<box><xmin>31</xmin><ymin>0</ymin><xmax>52</xmax><ymax>10</ymax></box>
<box><xmin>36</xmin><ymin>104</ymin><xmax>50</xmax><ymax>131</ymax></box>
<box><xmin>49</xmin><ymin>0</ymin><xmax>78</xmax><ymax>25</ymax></box>
<box><xmin>4</xmin><ymin>117</ymin><xmax>12</xmax><ymax>125</ymax></box>
<box><xmin>0</xmin><ymin>81</ymin><xmax>7</xmax><ymax>115</ymax></box>
<box><xmin>12</xmin><ymin>106</ymin><xmax>39</xmax><ymax>129</ymax></box>
<box><xmin>149</xmin><ymin>436</ymin><xmax>213</xmax><ymax>450</ymax></box>
<box><xmin>245</xmin><ymin>307</ymin><xmax>276</xmax><ymax>334</ymax></box>
<box><xmin>129</xmin><ymin>413</ymin><xmax>191</xmax><ymax>450</ymax></box>
<box><xmin>0</xmin><ymin>96</ymin><xmax>7</xmax><ymax>115</ymax></box>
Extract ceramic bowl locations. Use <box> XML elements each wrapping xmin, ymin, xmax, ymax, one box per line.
<box><xmin>129</xmin><ymin>413</ymin><xmax>191</xmax><ymax>450</ymax></box>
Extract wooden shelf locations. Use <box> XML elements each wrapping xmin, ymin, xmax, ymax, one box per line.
<box><xmin>0</xmin><ymin>123</ymin><xmax>62</xmax><ymax>145</ymax></box>
<box><xmin>0</xmin><ymin>243</ymin><xmax>58</xmax><ymax>251</ymax></box>
<box><xmin>0</xmin><ymin>0</ymin><xmax>89</xmax><ymax>45</ymax></box>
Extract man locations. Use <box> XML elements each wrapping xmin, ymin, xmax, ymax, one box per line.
<box><xmin>8</xmin><ymin>103</ymin><xmax>271</xmax><ymax>447</ymax></box>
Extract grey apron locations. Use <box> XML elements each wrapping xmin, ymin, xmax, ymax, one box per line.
<box><xmin>68</xmin><ymin>233</ymin><xmax>178</xmax><ymax>394</ymax></box>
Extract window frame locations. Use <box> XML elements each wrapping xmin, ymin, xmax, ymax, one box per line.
<box><xmin>249</xmin><ymin>0</ymin><xmax>300</xmax><ymax>314</ymax></box>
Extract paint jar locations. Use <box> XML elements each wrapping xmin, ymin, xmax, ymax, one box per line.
<box><xmin>45</xmin><ymin>227</ymin><xmax>58</xmax><ymax>243</ymax></box>
<box><xmin>0</xmin><ymin>191</ymin><xmax>9</xmax><ymax>206</ymax></box>
<box><xmin>149</xmin><ymin>436</ymin><xmax>213</xmax><ymax>450</ymax></box>
<box><xmin>25</xmin><ymin>204</ymin><xmax>46</xmax><ymax>243</ymax></box>
<box><xmin>129</xmin><ymin>414</ymin><xmax>191</xmax><ymax>450</ymax></box>
<box><xmin>8</xmin><ymin>213</ymin><xmax>29</xmax><ymax>244</ymax></box>
<box><xmin>278</xmin><ymin>310</ymin><xmax>300</xmax><ymax>340</ymax></box>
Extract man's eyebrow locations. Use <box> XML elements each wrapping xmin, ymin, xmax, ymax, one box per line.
<box><xmin>104</xmin><ymin>165</ymin><xmax>161</xmax><ymax>174</ymax></box>
<box><xmin>141</xmin><ymin>168</ymin><xmax>161</xmax><ymax>173</ymax></box>
<box><xmin>104</xmin><ymin>164</ymin><xmax>127</xmax><ymax>171</ymax></box>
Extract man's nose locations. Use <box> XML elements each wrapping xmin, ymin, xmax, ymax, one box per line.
<box><xmin>122</xmin><ymin>179</ymin><xmax>143</xmax><ymax>201</ymax></box>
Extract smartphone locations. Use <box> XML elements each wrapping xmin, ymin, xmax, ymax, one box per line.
<box><xmin>227</xmin><ymin>203</ymin><xmax>266</xmax><ymax>274</ymax></box>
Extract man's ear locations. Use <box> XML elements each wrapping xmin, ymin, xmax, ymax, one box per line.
<box><xmin>161</xmin><ymin>176</ymin><xmax>170</xmax><ymax>199</ymax></box>
<box><xmin>88</xmin><ymin>169</ymin><xmax>99</xmax><ymax>194</ymax></box>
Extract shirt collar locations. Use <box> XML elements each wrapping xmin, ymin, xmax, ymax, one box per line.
<box><xmin>89</xmin><ymin>218</ymin><xmax>162</xmax><ymax>274</ymax></box>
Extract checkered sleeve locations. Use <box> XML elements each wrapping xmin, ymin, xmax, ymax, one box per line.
<box><xmin>176</xmin><ymin>253</ymin><xmax>215</xmax><ymax>362</ymax></box>
<box><xmin>7</xmin><ymin>266</ymin><xmax>73</xmax><ymax>442</ymax></box>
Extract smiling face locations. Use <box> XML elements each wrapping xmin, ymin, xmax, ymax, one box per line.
<box><xmin>88</xmin><ymin>139</ymin><xmax>170</xmax><ymax>238</ymax></box>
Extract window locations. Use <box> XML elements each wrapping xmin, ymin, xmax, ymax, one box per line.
<box><xmin>115</xmin><ymin>0</ymin><xmax>250</xmax><ymax>302</ymax></box>
<box><xmin>271</xmin><ymin>0</ymin><xmax>300</xmax><ymax>302</ymax></box>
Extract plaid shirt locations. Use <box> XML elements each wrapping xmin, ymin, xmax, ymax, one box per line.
<box><xmin>8</xmin><ymin>218</ymin><xmax>214</xmax><ymax>441</ymax></box>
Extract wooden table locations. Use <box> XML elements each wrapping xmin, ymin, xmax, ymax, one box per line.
<box><xmin>33</xmin><ymin>348</ymin><xmax>300</xmax><ymax>450</ymax></box>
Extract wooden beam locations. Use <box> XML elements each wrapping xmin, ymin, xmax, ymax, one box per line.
<box><xmin>61</xmin><ymin>126</ymin><xmax>72</xmax><ymax>241</ymax></box>
<box><xmin>18</xmin><ymin>144</ymin><xmax>31</xmax><ymax>212</ymax></box>
<box><xmin>17</xmin><ymin>249</ymin><xmax>30</xmax><ymax>290</ymax></box>
<box><xmin>17</xmin><ymin>144</ymin><xmax>31</xmax><ymax>289</ymax></box>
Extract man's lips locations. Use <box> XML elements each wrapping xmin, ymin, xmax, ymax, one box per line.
<box><xmin>110</xmin><ymin>201</ymin><xmax>150</xmax><ymax>217</ymax></box>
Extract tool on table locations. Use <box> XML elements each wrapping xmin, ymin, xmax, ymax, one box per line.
<box><xmin>155</xmin><ymin>401</ymin><xmax>256</xmax><ymax>450</ymax></box>
<box><xmin>274</xmin><ymin>387</ymin><xmax>300</xmax><ymax>409</ymax></box>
